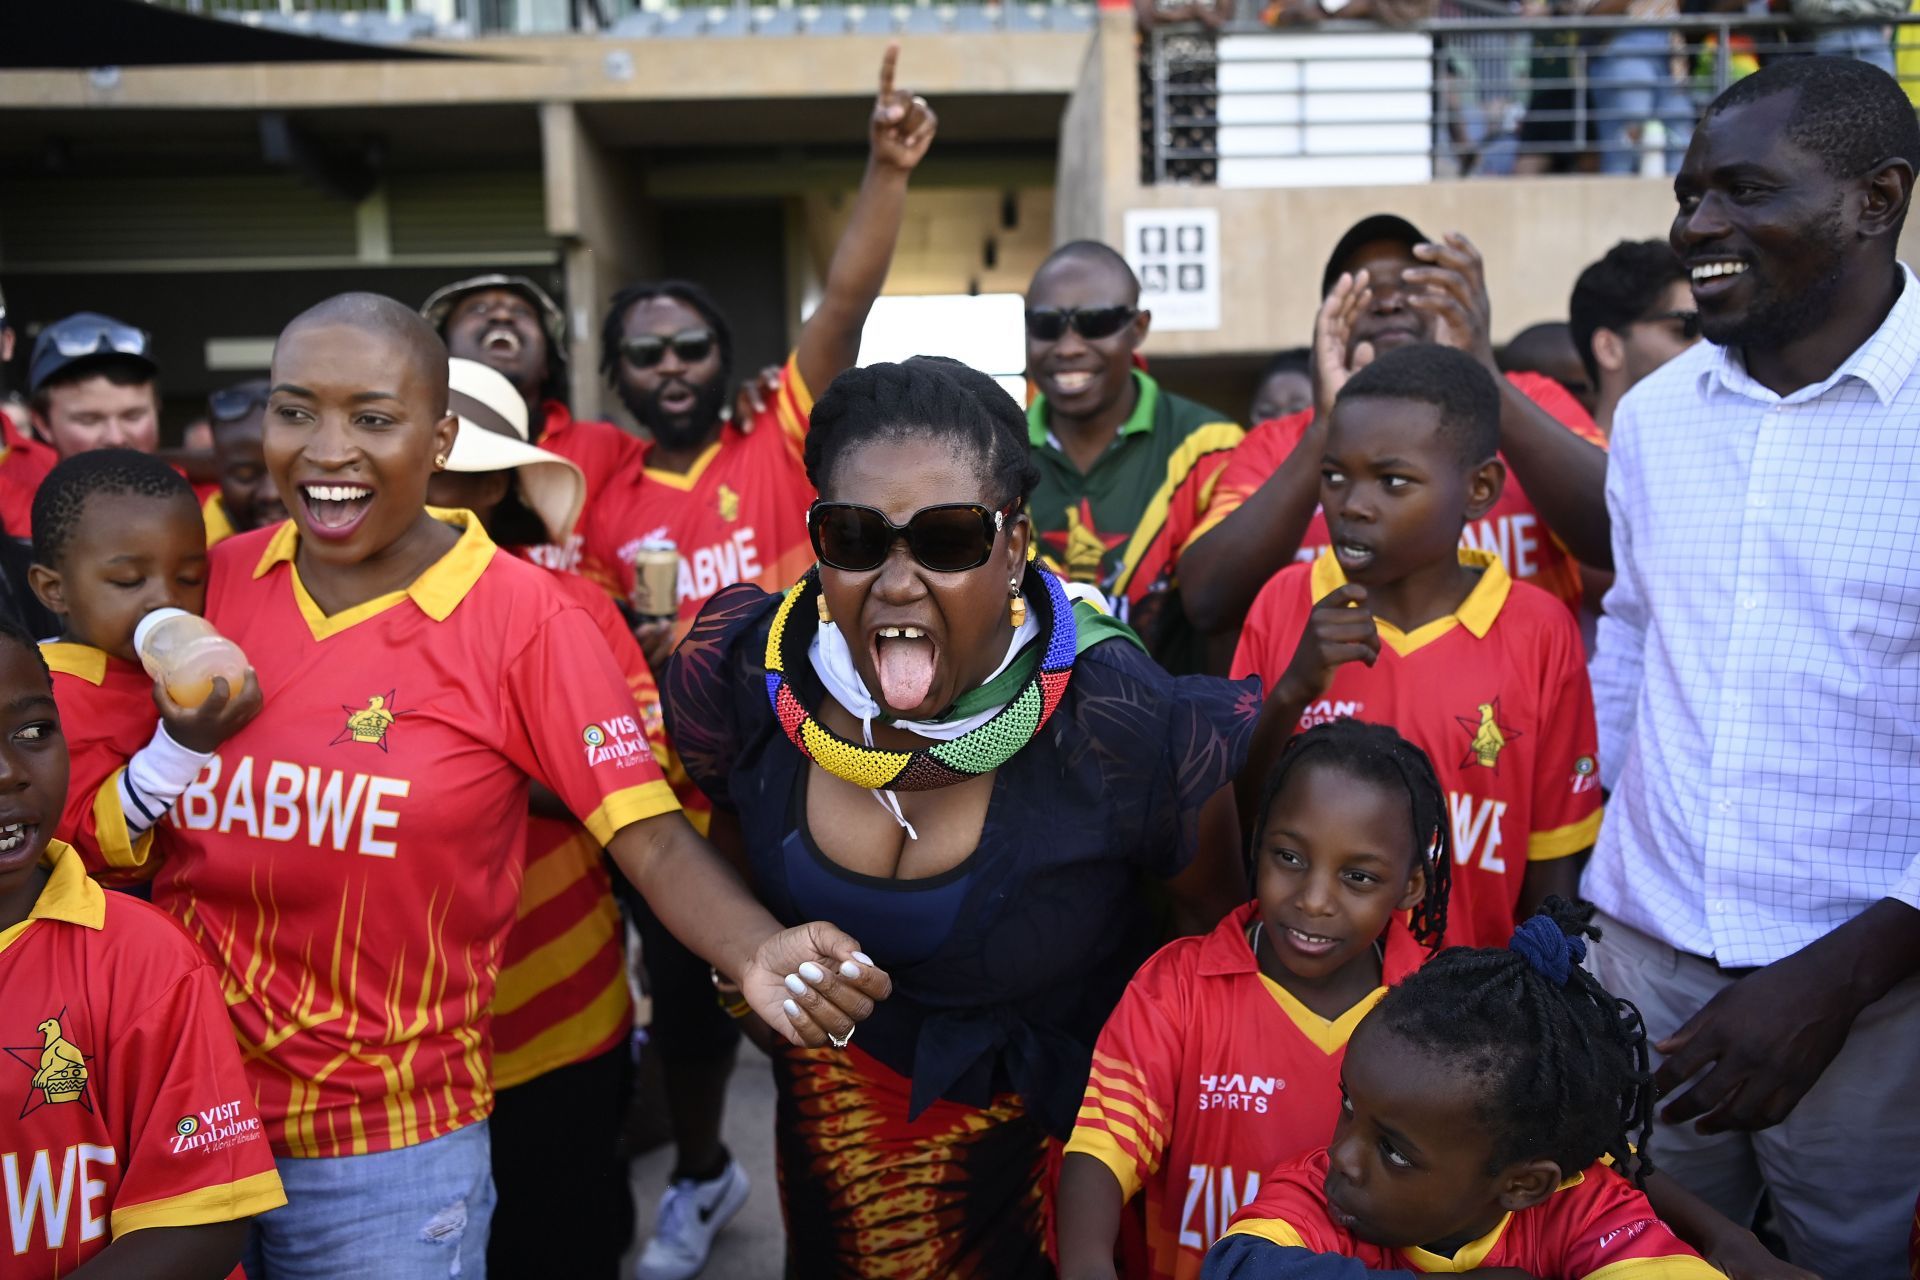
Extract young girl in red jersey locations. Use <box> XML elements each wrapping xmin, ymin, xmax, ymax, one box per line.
<box><xmin>1206</xmin><ymin>901</ymin><xmax>1804</xmax><ymax>1280</ymax></box>
<box><xmin>1058</xmin><ymin>719</ymin><xmax>1451</xmax><ymax>1280</ymax></box>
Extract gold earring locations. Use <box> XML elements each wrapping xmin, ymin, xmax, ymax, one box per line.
<box><xmin>1007</xmin><ymin>581</ymin><xmax>1026</xmax><ymax>629</ymax></box>
<box><xmin>816</xmin><ymin>594</ymin><xmax>833</xmax><ymax>625</ymax></box>
<box><xmin>434</xmin><ymin>452</ymin><xmax>449</xmax><ymax>469</ymax></box>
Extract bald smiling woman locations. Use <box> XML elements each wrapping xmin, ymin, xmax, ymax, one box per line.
<box><xmin>123</xmin><ymin>294</ymin><xmax>888</xmax><ymax>1280</ymax></box>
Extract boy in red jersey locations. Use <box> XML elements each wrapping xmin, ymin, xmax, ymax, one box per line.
<box><xmin>1204</xmin><ymin>905</ymin><xmax>1777</xmax><ymax>1278</ymax></box>
<box><xmin>1058</xmin><ymin>720</ymin><xmax>1450</xmax><ymax>1280</ymax></box>
<box><xmin>580</xmin><ymin>44</ymin><xmax>936</xmax><ymax>671</ymax></box>
<box><xmin>0</xmin><ymin>619</ymin><xmax>284</xmax><ymax>1279</ymax></box>
<box><xmin>1180</xmin><ymin>216</ymin><xmax>1609</xmax><ymax>635</ymax></box>
<box><xmin>1229</xmin><ymin>344</ymin><xmax>1600</xmax><ymax>949</ymax></box>
<box><xmin>25</xmin><ymin>450</ymin><xmax>261</xmax><ymax>878</ymax></box>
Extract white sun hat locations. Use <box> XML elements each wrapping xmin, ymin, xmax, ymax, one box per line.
<box><xmin>444</xmin><ymin>357</ymin><xmax>585</xmax><ymax>546</ymax></box>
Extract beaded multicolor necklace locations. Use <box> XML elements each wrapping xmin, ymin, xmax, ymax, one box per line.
<box><xmin>764</xmin><ymin>564</ymin><xmax>1076</xmax><ymax>791</ymax></box>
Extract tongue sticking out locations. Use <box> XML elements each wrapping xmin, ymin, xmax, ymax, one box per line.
<box><xmin>876</xmin><ymin>636</ymin><xmax>937</xmax><ymax>713</ymax></box>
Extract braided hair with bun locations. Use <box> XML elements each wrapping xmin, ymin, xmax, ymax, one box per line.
<box><xmin>1371</xmin><ymin>897</ymin><xmax>1656</xmax><ymax>1184</ymax></box>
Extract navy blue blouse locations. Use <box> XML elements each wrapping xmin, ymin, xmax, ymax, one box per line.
<box><xmin>662</xmin><ymin>583</ymin><xmax>1260</xmax><ymax>1137</ymax></box>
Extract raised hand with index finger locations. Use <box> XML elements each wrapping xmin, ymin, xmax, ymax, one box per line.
<box><xmin>871</xmin><ymin>43</ymin><xmax>938</xmax><ymax>172</ymax></box>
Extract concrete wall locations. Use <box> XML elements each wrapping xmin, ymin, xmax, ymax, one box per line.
<box><xmin>1055</xmin><ymin>8</ymin><xmax>1920</xmax><ymax>357</ymax></box>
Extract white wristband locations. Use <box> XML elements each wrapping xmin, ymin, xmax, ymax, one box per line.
<box><xmin>119</xmin><ymin>721</ymin><xmax>214</xmax><ymax>837</ymax></box>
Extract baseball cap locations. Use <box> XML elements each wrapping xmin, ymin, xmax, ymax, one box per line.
<box><xmin>443</xmin><ymin>358</ymin><xmax>585</xmax><ymax>546</ymax></box>
<box><xmin>421</xmin><ymin>274</ymin><xmax>568</xmax><ymax>358</ymax></box>
<box><xmin>1320</xmin><ymin>214</ymin><xmax>1430</xmax><ymax>298</ymax></box>
<box><xmin>29</xmin><ymin>312</ymin><xmax>158</xmax><ymax>395</ymax></box>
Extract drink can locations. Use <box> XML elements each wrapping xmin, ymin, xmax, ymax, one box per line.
<box><xmin>632</xmin><ymin>538</ymin><xmax>679</xmax><ymax>623</ymax></box>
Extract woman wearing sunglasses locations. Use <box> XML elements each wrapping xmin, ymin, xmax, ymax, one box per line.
<box><xmin>663</xmin><ymin>357</ymin><xmax>1258</xmax><ymax>1279</ymax></box>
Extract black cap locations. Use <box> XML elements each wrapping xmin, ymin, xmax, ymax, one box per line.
<box><xmin>28</xmin><ymin>312</ymin><xmax>158</xmax><ymax>396</ymax></box>
<box><xmin>1320</xmin><ymin>214</ymin><xmax>1429</xmax><ymax>298</ymax></box>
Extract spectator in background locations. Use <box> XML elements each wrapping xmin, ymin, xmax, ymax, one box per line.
<box><xmin>1584</xmin><ymin>0</ymin><xmax>1696</xmax><ymax>175</ymax></box>
<box><xmin>1789</xmin><ymin>0</ymin><xmax>1900</xmax><ymax>73</ymax></box>
<box><xmin>1568</xmin><ymin>239</ymin><xmax>1697</xmax><ymax>436</ymax></box>
<box><xmin>0</xmin><ymin>287</ymin><xmax>57</xmax><ymax>543</ymax></box>
<box><xmin>422</xmin><ymin>272</ymin><xmax>639</xmax><ymax>574</ymax></box>
<box><xmin>1589</xmin><ymin>58</ymin><xmax>1920</xmax><ymax>1273</ymax></box>
<box><xmin>180</xmin><ymin>417</ymin><xmax>214</xmax><ymax>453</ymax></box>
<box><xmin>1248</xmin><ymin>347</ymin><xmax>1313</xmax><ymax>424</ymax></box>
<box><xmin>27</xmin><ymin>312</ymin><xmax>160</xmax><ymax>460</ymax></box>
<box><xmin>1500</xmin><ymin>321</ymin><xmax>1598</xmax><ymax>417</ymax></box>
<box><xmin>201</xmin><ymin>379</ymin><xmax>287</xmax><ymax>544</ymax></box>
<box><xmin>1507</xmin><ymin>0</ymin><xmax>1597</xmax><ymax>175</ymax></box>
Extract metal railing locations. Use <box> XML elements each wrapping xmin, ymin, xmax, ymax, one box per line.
<box><xmin>141</xmin><ymin>0</ymin><xmax>1094</xmax><ymax>36</ymax></box>
<box><xmin>1142</xmin><ymin>13</ymin><xmax>1920</xmax><ymax>187</ymax></box>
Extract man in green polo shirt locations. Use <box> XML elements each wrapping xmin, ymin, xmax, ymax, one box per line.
<box><xmin>1024</xmin><ymin>241</ymin><xmax>1244</xmax><ymax>671</ymax></box>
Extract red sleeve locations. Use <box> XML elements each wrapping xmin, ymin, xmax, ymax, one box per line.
<box><xmin>498</xmin><ymin>600</ymin><xmax>679</xmax><ymax>846</ymax></box>
<box><xmin>1523</xmin><ymin>596</ymin><xmax>1604</xmax><ymax>863</ymax></box>
<box><xmin>1222</xmin><ymin>1153</ymin><xmax>1360</xmax><ymax>1255</ymax></box>
<box><xmin>1231</xmin><ymin>567</ymin><xmax>1310</xmax><ymax>692</ymax></box>
<box><xmin>1166</xmin><ymin>427</ymin><xmax>1244</xmax><ymax>561</ymax></box>
<box><xmin>1062</xmin><ymin>947</ymin><xmax>1192</xmax><ymax>1200</ymax></box>
<box><xmin>1504</xmin><ymin>372</ymin><xmax>1609</xmax><ymax>449</ymax></box>
<box><xmin>103</xmin><ymin>923</ymin><xmax>284</xmax><ymax>1236</ymax></box>
<box><xmin>1191</xmin><ymin>411</ymin><xmax>1314</xmax><ymax>546</ymax></box>
<box><xmin>751</xmin><ymin>353</ymin><xmax>813</xmax><ymax>468</ymax></box>
<box><xmin>49</xmin><ymin>673</ymin><xmax>154</xmax><ymax>879</ymax></box>
<box><xmin>1552</xmin><ymin>1167</ymin><xmax>1714</xmax><ymax>1276</ymax></box>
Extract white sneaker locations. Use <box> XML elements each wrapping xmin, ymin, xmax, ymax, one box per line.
<box><xmin>635</xmin><ymin>1158</ymin><xmax>750</xmax><ymax>1280</ymax></box>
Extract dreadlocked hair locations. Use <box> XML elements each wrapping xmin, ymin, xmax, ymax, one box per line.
<box><xmin>599</xmin><ymin>280</ymin><xmax>734</xmax><ymax>389</ymax></box>
<box><xmin>1250</xmin><ymin>718</ymin><xmax>1450</xmax><ymax>952</ymax></box>
<box><xmin>32</xmin><ymin>447</ymin><xmax>196</xmax><ymax>569</ymax></box>
<box><xmin>805</xmin><ymin>358</ymin><xmax>1041</xmax><ymax>509</ymax></box>
<box><xmin>1371</xmin><ymin>897</ymin><xmax>1656</xmax><ymax>1185</ymax></box>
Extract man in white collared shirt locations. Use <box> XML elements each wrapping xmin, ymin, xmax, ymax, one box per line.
<box><xmin>1589</xmin><ymin>56</ymin><xmax>1920</xmax><ymax>1275</ymax></box>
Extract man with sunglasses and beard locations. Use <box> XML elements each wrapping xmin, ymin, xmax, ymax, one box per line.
<box><xmin>1021</xmin><ymin>240</ymin><xmax>1244</xmax><ymax>675</ymax></box>
<box><xmin>580</xmin><ymin>44</ymin><xmax>935</xmax><ymax>677</ymax></box>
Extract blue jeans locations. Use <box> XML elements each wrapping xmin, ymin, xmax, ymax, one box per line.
<box><xmin>243</xmin><ymin>1121</ymin><xmax>496</xmax><ymax>1279</ymax></box>
<box><xmin>1811</xmin><ymin>24</ymin><xmax>1894</xmax><ymax>74</ymax></box>
<box><xmin>1590</xmin><ymin>28</ymin><xmax>1696</xmax><ymax>176</ymax></box>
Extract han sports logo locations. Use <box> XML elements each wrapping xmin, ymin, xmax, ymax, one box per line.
<box><xmin>331</xmin><ymin>692</ymin><xmax>412</xmax><ymax>752</ymax></box>
<box><xmin>5</xmin><ymin>1013</ymin><xmax>93</xmax><ymax>1118</ymax></box>
<box><xmin>1455</xmin><ymin>698</ymin><xmax>1521</xmax><ymax>772</ymax></box>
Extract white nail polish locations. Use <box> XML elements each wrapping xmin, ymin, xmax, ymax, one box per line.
<box><xmin>840</xmin><ymin>962</ymin><xmax>862</xmax><ymax>980</ymax></box>
<box><xmin>784</xmin><ymin>973</ymin><xmax>807</xmax><ymax>996</ymax></box>
<box><xmin>783</xmin><ymin>998</ymin><xmax>801</xmax><ymax>1018</ymax></box>
<box><xmin>798</xmin><ymin>961</ymin><xmax>827</xmax><ymax>984</ymax></box>
<box><xmin>852</xmin><ymin>952</ymin><xmax>874</xmax><ymax>966</ymax></box>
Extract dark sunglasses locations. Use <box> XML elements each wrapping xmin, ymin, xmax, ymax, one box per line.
<box><xmin>1024</xmin><ymin>305</ymin><xmax>1138</xmax><ymax>343</ymax></box>
<box><xmin>208</xmin><ymin>383</ymin><xmax>269</xmax><ymax>423</ymax></box>
<box><xmin>809</xmin><ymin>500</ymin><xmax>1018</xmax><ymax>574</ymax></box>
<box><xmin>1640</xmin><ymin>309</ymin><xmax>1701</xmax><ymax>341</ymax></box>
<box><xmin>620</xmin><ymin>329</ymin><xmax>716</xmax><ymax>370</ymax></box>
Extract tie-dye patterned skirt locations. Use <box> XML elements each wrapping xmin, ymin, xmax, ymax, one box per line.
<box><xmin>771</xmin><ymin>1042</ymin><xmax>1059</xmax><ymax>1279</ymax></box>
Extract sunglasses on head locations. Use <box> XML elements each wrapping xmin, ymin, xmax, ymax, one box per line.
<box><xmin>209</xmin><ymin>383</ymin><xmax>269</xmax><ymax>423</ymax></box>
<box><xmin>1024</xmin><ymin>305</ymin><xmax>1138</xmax><ymax>343</ymax></box>
<box><xmin>620</xmin><ymin>329</ymin><xmax>716</xmax><ymax>370</ymax></box>
<box><xmin>43</xmin><ymin>316</ymin><xmax>149</xmax><ymax>359</ymax></box>
<box><xmin>809</xmin><ymin>499</ymin><xmax>1019</xmax><ymax>574</ymax></box>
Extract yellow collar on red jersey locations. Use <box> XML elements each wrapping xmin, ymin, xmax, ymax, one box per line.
<box><xmin>253</xmin><ymin>506</ymin><xmax>496</xmax><ymax>641</ymax></box>
<box><xmin>40</xmin><ymin>641</ymin><xmax>109</xmax><ymax>687</ymax></box>
<box><xmin>203</xmin><ymin>490</ymin><xmax>236</xmax><ymax>548</ymax></box>
<box><xmin>1310</xmin><ymin>547</ymin><xmax>1511</xmax><ymax>658</ymax></box>
<box><xmin>0</xmin><ymin>841</ymin><xmax>104</xmax><ymax>955</ymax></box>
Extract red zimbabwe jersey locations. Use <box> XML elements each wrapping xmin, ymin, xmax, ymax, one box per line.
<box><xmin>1231</xmin><ymin>550</ymin><xmax>1602</xmax><ymax>949</ymax></box>
<box><xmin>149</xmin><ymin>510</ymin><xmax>678</xmax><ymax>1159</ymax></box>
<box><xmin>525</xmin><ymin>401</ymin><xmax>644</xmax><ymax>576</ymax></box>
<box><xmin>0</xmin><ymin>409</ymin><xmax>55</xmax><ymax>539</ymax></box>
<box><xmin>491</xmin><ymin>561</ymin><xmax>709</xmax><ymax>1090</ymax></box>
<box><xmin>1224</xmin><ymin>1148</ymin><xmax>1717</xmax><ymax>1278</ymax></box>
<box><xmin>1191</xmin><ymin>372</ymin><xmax>1604</xmax><ymax>611</ymax></box>
<box><xmin>43</xmin><ymin>643</ymin><xmax>163</xmax><ymax>883</ymax></box>
<box><xmin>580</xmin><ymin>354</ymin><xmax>816</xmax><ymax>635</ymax></box>
<box><xmin>1065</xmin><ymin>903</ymin><xmax>1425</xmax><ymax>1280</ymax></box>
<box><xmin>1</xmin><ymin>842</ymin><xmax>284</xmax><ymax>1280</ymax></box>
